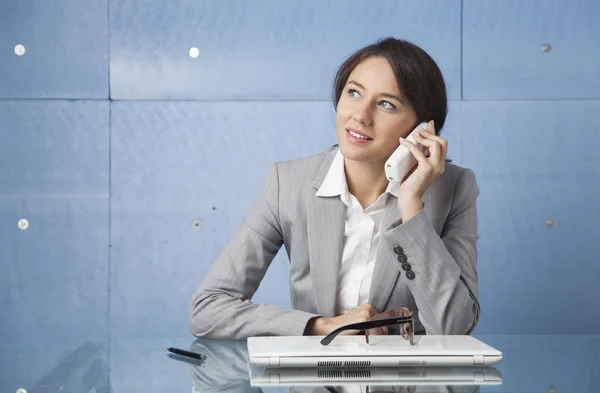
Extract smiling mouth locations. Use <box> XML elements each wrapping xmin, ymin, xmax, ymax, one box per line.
<box><xmin>346</xmin><ymin>128</ymin><xmax>373</xmax><ymax>140</ymax></box>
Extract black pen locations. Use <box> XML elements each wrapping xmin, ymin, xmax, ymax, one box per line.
<box><xmin>167</xmin><ymin>347</ymin><xmax>206</xmax><ymax>360</ymax></box>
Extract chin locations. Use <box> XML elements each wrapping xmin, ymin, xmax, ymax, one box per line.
<box><xmin>339</xmin><ymin>143</ymin><xmax>374</xmax><ymax>163</ymax></box>
<box><xmin>341</xmin><ymin>142</ymin><xmax>396</xmax><ymax>166</ymax></box>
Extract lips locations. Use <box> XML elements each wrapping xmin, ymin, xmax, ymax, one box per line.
<box><xmin>346</xmin><ymin>127</ymin><xmax>373</xmax><ymax>140</ymax></box>
<box><xmin>345</xmin><ymin>128</ymin><xmax>372</xmax><ymax>145</ymax></box>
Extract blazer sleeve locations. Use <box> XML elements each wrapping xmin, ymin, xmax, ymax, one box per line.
<box><xmin>382</xmin><ymin>168</ymin><xmax>481</xmax><ymax>335</ymax></box>
<box><xmin>189</xmin><ymin>163</ymin><xmax>318</xmax><ymax>339</ymax></box>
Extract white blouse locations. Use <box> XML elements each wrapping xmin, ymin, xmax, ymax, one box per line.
<box><xmin>316</xmin><ymin>150</ymin><xmax>398</xmax><ymax>315</ymax></box>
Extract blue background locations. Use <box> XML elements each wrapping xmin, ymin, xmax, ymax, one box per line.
<box><xmin>1</xmin><ymin>0</ymin><xmax>599</xmax><ymax>342</ymax></box>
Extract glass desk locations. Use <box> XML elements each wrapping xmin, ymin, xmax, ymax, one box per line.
<box><xmin>1</xmin><ymin>335</ymin><xmax>599</xmax><ymax>393</ymax></box>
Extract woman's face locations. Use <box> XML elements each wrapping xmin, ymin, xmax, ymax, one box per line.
<box><xmin>336</xmin><ymin>56</ymin><xmax>418</xmax><ymax>165</ymax></box>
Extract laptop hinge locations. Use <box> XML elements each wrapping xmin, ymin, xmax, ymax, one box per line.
<box><xmin>268</xmin><ymin>373</ymin><xmax>281</xmax><ymax>383</ymax></box>
<box><xmin>474</xmin><ymin>372</ymin><xmax>485</xmax><ymax>382</ymax></box>
<box><xmin>269</xmin><ymin>356</ymin><xmax>280</xmax><ymax>366</ymax></box>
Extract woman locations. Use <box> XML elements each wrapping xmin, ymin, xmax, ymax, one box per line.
<box><xmin>189</xmin><ymin>37</ymin><xmax>480</xmax><ymax>339</ymax></box>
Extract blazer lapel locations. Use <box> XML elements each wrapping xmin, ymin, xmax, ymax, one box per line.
<box><xmin>307</xmin><ymin>148</ymin><xmax>345</xmax><ymax>318</ymax></box>
<box><xmin>369</xmin><ymin>194</ymin><xmax>403</xmax><ymax>312</ymax></box>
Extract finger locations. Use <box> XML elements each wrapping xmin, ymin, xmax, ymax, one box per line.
<box><xmin>367</xmin><ymin>304</ymin><xmax>379</xmax><ymax>318</ymax></box>
<box><xmin>414</xmin><ymin>130</ymin><xmax>447</xmax><ymax>163</ymax></box>
<box><xmin>371</xmin><ymin>323</ymin><xmax>386</xmax><ymax>336</ymax></box>
<box><xmin>427</xmin><ymin>120</ymin><xmax>435</xmax><ymax>134</ymax></box>
<box><xmin>377</xmin><ymin>326</ymin><xmax>389</xmax><ymax>335</ymax></box>
<box><xmin>421</xmin><ymin>119</ymin><xmax>436</xmax><ymax>135</ymax></box>
<box><xmin>418</xmin><ymin>128</ymin><xmax>448</xmax><ymax>158</ymax></box>
<box><xmin>399</xmin><ymin>137</ymin><xmax>428</xmax><ymax>165</ymax></box>
<box><xmin>401</xmin><ymin>164</ymin><xmax>418</xmax><ymax>182</ymax></box>
<box><xmin>413</xmin><ymin>131</ymin><xmax>439</xmax><ymax>149</ymax></box>
<box><xmin>359</xmin><ymin>302</ymin><xmax>377</xmax><ymax>318</ymax></box>
<box><xmin>414</xmin><ymin>131</ymin><xmax>443</xmax><ymax>162</ymax></box>
<box><xmin>367</xmin><ymin>326</ymin><xmax>388</xmax><ymax>336</ymax></box>
<box><xmin>419</xmin><ymin>127</ymin><xmax>445</xmax><ymax>143</ymax></box>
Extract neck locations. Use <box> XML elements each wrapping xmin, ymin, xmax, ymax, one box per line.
<box><xmin>344</xmin><ymin>157</ymin><xmax>390</xmax><ymax>209</ymax></box>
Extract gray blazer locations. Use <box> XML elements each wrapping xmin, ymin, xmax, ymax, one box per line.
<box><xmin>189</xmin><ymin>147</ymin><xmax>480</xmax><ymax>339</ymax></box>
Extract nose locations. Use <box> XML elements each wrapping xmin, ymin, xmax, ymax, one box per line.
<box><xmin>352</xmin><ymin>102</ymin><xmax>373</xmax><ymax>126</ymax></box>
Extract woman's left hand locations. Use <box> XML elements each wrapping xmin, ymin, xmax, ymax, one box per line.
<box><xmin>396</xmin><ymin>120</ymin><xmax>448</xmax><ymax>217</ymax></box>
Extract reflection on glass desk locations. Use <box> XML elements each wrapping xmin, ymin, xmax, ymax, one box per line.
<box><xmin>1</xmin><ymin>335</ymin><xmax>600</xmax><ymax>393</ymax></box>
<box><xmin>250</xmin><ymin>366</ymin><xmax>502</xmax><ymax>386</ymax></box>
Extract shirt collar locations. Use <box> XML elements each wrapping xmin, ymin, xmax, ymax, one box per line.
<box><xmin>315</xmin><ymin>149</ymin><xmax>398</xmax><ymax>202</ymax></box>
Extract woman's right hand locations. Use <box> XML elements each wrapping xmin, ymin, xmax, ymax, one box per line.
<box><xmin>305</xmin><ymin>302</ymin><xmax>388</xmax><ymax>336</ymax></box>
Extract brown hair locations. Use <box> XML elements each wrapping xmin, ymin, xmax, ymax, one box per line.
<box><xmin>332</xmin><ymin>37</ymin><xmax>448</xmax><ymax>136</ymax></box>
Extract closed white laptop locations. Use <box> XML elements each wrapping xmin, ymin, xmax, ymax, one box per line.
<box><xmin>247</xmin><ymin>335</ymin><xmax>502</xmax><ymax>368</ymax></box>
<box><xmin>251</xmin><ymin>366</ymin><xmax>503</xmax><ymax>386</ymax></box>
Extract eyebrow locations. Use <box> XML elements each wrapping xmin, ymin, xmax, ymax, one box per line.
<box><xmin>348</xmin><ymin>80</ymin><xmax>407</xmax><ymax>106</ymax></box>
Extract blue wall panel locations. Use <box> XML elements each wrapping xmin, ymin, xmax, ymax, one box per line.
<box><xmin>0</xmin><ymin>101</ymin><xmax>109</xmax><ymax>341</ymax></box>
<box><xmin>109</xmin><ymin>0</ymin><xmax>461</xmax><ymax>100</ymax></box>
<box><xmin>474</xmin><ymin>178</ymin><xmax>600</xmax><ymax>334</ymax></box>
<box><xmin>0</xmin><ymin>101</ymin><xmax>110</xmax><ymax>194</ymax></box>
<box><xmin>462</xmin><ymin>101</ymin><xmax>600</xmax><ymax>333</ymax></box>
<box><xmin>0</xmin><ymin>0</ymin><xmax>109</xmax><ymax>99</ymax></box>
<box><xmin>463</xmin><ymin>0</ymin><xmax>600</xmax><ymax>100</ymax></box>
<box><xmin>109</xmin><ymin>101</ymin><xmax>337</xmax><ymax>336</ymax></box>
<box><xmin>0</xmin><ymin>198</ymin><xmax>109</xmax><ymax>341</ymax></box>
<box><xmin>462</xmin><ymin>101</ymin><xmax>600</xmax><ymax>177</ymax></box>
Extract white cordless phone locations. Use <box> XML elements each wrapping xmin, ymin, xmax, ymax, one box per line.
<box><xmin>384</xmin><ymin>122</ymin><xmax>429</xmax><ymax>183</ymax></box>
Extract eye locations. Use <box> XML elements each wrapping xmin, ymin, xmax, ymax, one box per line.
<box><xmin>347</xmin><ymin>88</ymin><xmax>361</xmax><ymax>98</ymax></box>
<box><xmin>379</xmin><ymin>100</ymin><xmax>397</xmax><ymax>111</ymax></box>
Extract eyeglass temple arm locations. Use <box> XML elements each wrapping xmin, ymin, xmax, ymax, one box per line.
<box><xmin>320</xmin><ymin>316</ymin><xmax>412</xmax><ymax>346</ymax></box>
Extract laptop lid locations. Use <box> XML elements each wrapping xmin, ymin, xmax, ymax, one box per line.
<box><xmin>248</xmin><ymin>335</ymin><xmax>502</xmax><ymax>368</ymax></box>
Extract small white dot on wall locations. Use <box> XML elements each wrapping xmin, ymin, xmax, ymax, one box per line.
<box><xmin>18</xmin><ymin>218</ymin><xmax>29</xmax><ymax>231</ymax></box>
<box><xmin>189</xmin><ymin>47</ymin><xmax>200</xmax><ymax>58</ymax></box>
<box><xmin>14</xmin><ymin>44</ymin><xmax>26</xmax><ymax>56</ymax></box>
<box><xmin>17</xmin><ymin>388</ymin><xmax>28</xmax><ymax>393</ymax></box>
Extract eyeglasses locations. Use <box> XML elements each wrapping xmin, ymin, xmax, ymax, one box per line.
<box><xmin>320</xmin><ymin>307</ymin><xmax>414</xmax><ymax>346</ymax></box>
